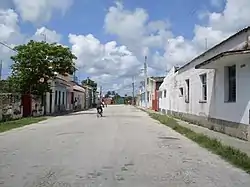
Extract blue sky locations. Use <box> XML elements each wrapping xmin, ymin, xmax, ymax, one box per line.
<box><xmin>18</xmin><ymin>0</ymin><xmax>224</xmax><ymax>45</ymax></box>
<box><xmin>1</xmin><ymin>0</ymin><xmax>248</xmax><ymax>95</ymax></box>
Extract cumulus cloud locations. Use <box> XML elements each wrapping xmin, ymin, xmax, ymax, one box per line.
<box><xmin>68</xmin><ymin>33</ymin><xmax>143</xmax><ymax>92</ymax></box>
<box><xmin>31</xmin><ymin>27</ymin><xmax>62</xmax><ymax>43</ymax></box>
<box><xmin>1</xmin><ymin>0</ymin><xmax>250</xmax><ymax>95</ymax></box>
<box><xmin>104</xmin><ymin>2</ymin><xmax>172</xmax><ymax>58</ymax></box>
<box><xmin>12</xmin><ymin>0</ymin><xmax>74</xmax><ymax>24</ymax></box>
<box><xmin>100</xmin><ymin>0</ymin><xmax>250</xmax><ymax>94</ymax></box>
<box><xmin>0</xmin><ymin>9</ymin><xmax>63</xmax><ymax>78</ymax></box>
<box><xmin>0</xmin><ymin>8</ymin><xmax>24</xmax><ymax>78</ymax></box>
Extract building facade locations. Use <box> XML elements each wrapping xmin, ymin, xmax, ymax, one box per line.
<box><xmin>45</xmin><ymin>74</ymin><xmax>74</xmax><ymax>115</ymax></box>
<box><xmin>73</xmin><ymin>84</ymin><xmax>86</xmax><ymax>111</ymax></box>
<box><xmin>159</xmin><ymin>26</ymin><xmax>250</xmax><ymax>140</ymax></box>
<box><xmin>138</xmin><ymin>77</ymin><xmax>164</xmax><ymax>110</ymax></box>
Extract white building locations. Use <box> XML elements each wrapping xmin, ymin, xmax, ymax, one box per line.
<box><xmin>73</xmin><ymin>84</ymin><xmax>86</xmax><ymax>111</ymax></box>
<box><xmin>45</xmin><ymin>74</ymin><xmax>74</xmax><ymax>115</ymax></box>
<box><xmin>159</xmin><ymin>26</ymin><xmax>250</xmax><ymax>141</ymax></box>
<box><xmin>138</xmin><ymin>77</ymin><xmax>164</xmax><ymax>109</ymax></box>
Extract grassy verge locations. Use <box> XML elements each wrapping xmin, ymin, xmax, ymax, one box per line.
<box><xmin>0</xmin><ymin>117</ymin><xmax>47</xmax><ymax>133</ymax></box>
<box><xmin>148</xmin><ymin>111</ymin><xmax>250</xmax><ymax>174</ymax></box>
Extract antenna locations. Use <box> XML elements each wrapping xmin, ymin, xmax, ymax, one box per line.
<box><xmin>205</xmin><ymin>38</ymin><xmax>208</xmax><ymax>50</ymax></box>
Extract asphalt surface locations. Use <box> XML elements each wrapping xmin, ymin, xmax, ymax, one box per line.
<box><xmin>0</xmin><ymin>105</ymin><xmax>250</xmax><ymax>187</ymax></box>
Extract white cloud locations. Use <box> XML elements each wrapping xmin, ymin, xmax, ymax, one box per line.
<box><xmin>101</xmin><ymin>0</ymin><xmax>250</xmax><ymax>94</ymax></box>
<box><xmin>104</xmin><ymin>2</ymin><xmax>172</xmax><ymax>58</ymax></box>
<box><xmin>1</xmin><ymin>0</ymin><xmax>250</xmax><ymax>95</ymax></box>
<box><xmin>0</xmin><ymin>8</ymin><xmax>24</xmax><ymax>78</ymax></box>
<box><xmin>0</xmin><ymin>8</ymin><xmax>63</xmax><ymax>78</ymax></box>
<box><xmin>68</xmin><ymin>33</ymin><xmax>141</xmax><ymax>91</ymax></box>
<box><xmin>12</xmin><ymin>0</ymin><xmax>74</xmax><ymax>24</ymax></box>
<box><xmin>208</xmin><ymin>0</ymin><xmax>250</xmax><ymax>32</ymax></box>
<box><xmin>31</xmin><ymin>27</ymin><xmax>62</xmax><ymax>43</ymax></box>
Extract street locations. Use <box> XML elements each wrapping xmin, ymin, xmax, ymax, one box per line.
<box><xmin>0</xmin><ymin>105</ymin><xmax>250</xmax><ymax>187</ymax></box>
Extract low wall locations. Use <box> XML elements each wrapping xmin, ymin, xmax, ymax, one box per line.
<box><xmin>0</xmin><ymin>93</ymin><xmax>23</xmax><ymax>122</ymax></box>
<box><xmin>159</xmin><ymin>109</ymin><xmax>250</xmax><ymax>141</ymax></box>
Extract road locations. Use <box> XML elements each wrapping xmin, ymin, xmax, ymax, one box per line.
<box><xmin>0</xmin><ymin>105</ymin><xmax>250</xmax><ymax>187</ymax></box>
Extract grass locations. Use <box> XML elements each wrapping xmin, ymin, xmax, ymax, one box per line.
<box><xmin>148</xmin><ymin>111</ymin><xmax>250</xmax><ymax>174</ymax></box>
<box><xmin>0</xmin><ymin>117</ymin><xmax>47</xmax><ymax>133</ymax></box>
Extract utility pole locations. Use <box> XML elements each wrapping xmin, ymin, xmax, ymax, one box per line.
<box><xmin>0</xmin><ymin>60</ymin><xmax>2</xmax><ymax>80</ymax></box>
<box><xmin>100</xmin><ymin>86</ymin><xmax>102</xmax><ymax>98</ymax></box>
<box><xmin>132</xmin><ymin>76</ymin><xmax>135</xmax><ymax>105</ymax></box>
<box><xmin>205</xmin><ymin>38</ymin><xmax>208</xmax><ymax>50</ymax></box>
<box><xmin>144</xmin><ymin>56</ymin><xmax>148</xmax><ymax>108</ymax></box>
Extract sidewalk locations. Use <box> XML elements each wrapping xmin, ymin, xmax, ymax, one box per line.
<box><xmin>137</xmin><ymin>106</ymin><xmax>250</xmax><ymax>157</ymax></box>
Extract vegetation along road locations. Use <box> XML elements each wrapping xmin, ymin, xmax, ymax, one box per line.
<box><xmin>0</xmin><ymin>105</ymin><xmax>250</xmax><ymax>187</ymax></box>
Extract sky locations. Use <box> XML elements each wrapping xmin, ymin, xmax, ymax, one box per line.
<box><xmin>0</xmin><ymin>0</ymin><xmax>250</xmax><ymax>95</ymax></box>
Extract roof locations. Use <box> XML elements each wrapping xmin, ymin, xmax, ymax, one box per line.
<box><xmin>73</xmin><ymin>85</ymin><xmax>85</xmax><ymax>93</ymax></box>
<box><xmin>195</xmin><ymin>49</ymin><xmax>250</xmax><ymax>69</ymax></box>
<box><xmin>82</xmin><ymin>85</ymin><xmax>93</xmax><ymax>90</ymax></box>
<box><xmin>149</xmin><ymin>76</ymin><xmax>165</xmax><ymax>82</ymax></box>
<box><xmin>178</xmin><ymin>26</ymin><xmax>250</xmax><ymax>71</ymax></box>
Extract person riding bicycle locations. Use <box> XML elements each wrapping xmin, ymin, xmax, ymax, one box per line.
<box><xmin>96</xmin><ymin>98</ymin><xmax>104</xmax><ymax>115</ymax></box>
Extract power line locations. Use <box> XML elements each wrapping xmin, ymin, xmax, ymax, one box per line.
<box><xmin>0</xmin><ymin>41</ymin><xmax>17</xmax><ymax>52</ymax></box>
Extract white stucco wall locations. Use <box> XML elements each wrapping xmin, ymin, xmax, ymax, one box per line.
<box><xmin>211</xmin><ymin>59</ymin><xmax>250</xmax><ymax>124</ymax></box>
<box><xmin>159</xmin><ymin>28</ymin><xmax>250</xmax><ymax>125</ymax></box>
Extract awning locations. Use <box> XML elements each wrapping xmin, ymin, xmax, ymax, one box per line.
<box><xmin>195</xmin><ymin>49</ymin><xmax>250</xmax><ymax>69</ymax></box>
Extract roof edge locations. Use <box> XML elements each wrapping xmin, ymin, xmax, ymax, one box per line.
<box><xmin>195</xmin><ymin>49</ymin><xmax>250</xmax><ymax>69</ymax></box>
<box><xmin>178</xmin><ymin>26</ymin><xmax>250</xmax><ymax>71</ymax></box>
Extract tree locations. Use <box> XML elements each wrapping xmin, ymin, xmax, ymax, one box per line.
<box><xmin>81</xmin><ymin>77</ymin><xmax>98</xmax><ymax>106</ymax></box>
<box><xmin>81</xmin><ymin>77</ymin><xmax>97</xmax><ymax>91</ymax></box>
<box><xmin>104</xmin><ymin>91</ymin><xmax>112</xmax><ymax>98</ymax></box>
<box><xmin>10</xmin><ymin>40</ymin><xmax>77</xmax><ymax>96</ymax></box>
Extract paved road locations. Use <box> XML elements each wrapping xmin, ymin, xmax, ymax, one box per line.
<box><xmin>0</xmin><ymin>105</ymin><xmax>250</xmax><ymax>187</ymax></box>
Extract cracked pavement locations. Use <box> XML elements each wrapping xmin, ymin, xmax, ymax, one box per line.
<box><xmin>0</xmin><ymin>105</ymin><xmax>250</xmax><ymax>187</ymax></box>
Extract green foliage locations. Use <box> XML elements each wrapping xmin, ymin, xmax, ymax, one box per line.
<box><xmin>0</xmin><ymin>117</ymin><xmax>47</xmax><ymax>132</ymax></box>
<box><xmin>105</xmin><ymin>90</ymin><xmax>120</xmax><ymax>98</ymax></box>
<box><xmin>81</xmin><ymin>77</ymin><xmax>97</xmax><ymax>92</ymax></box>
<box><xmin>0</xmin><ymin>78</ymin><xmax>20</xmax><ymax>93</ymax></box>
<box><xmin>10</xmin><ymin>40</ymin><xmax>77</xmax><ymax>95</ymax></box>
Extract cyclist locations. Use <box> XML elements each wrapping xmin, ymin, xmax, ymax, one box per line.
<box><xmin>96</xmin><ymin>98</ymin><xmax>104</xmax><ymax>116</ymax></box>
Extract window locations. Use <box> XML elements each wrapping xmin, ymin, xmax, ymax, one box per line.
<box><xmin>228</xmin><ymin>65</ymin><xmax>236</xmax><ymax>102</ymax></box>
<box><xmin>159</xmin><ymin>91</ymin><xmax>162</xmax><ymax>98</ymax></box>
<box><xmin>58</xmin><ymin>91</ymin><xmax>61</xmax><ymax>105</ymax></box>
<box><xmin>71</xmin><ymin>92</ymin><xmax>74</xmax><ymax>104</ymax></box>
<box><xmin>55</xmin><ymin>91</ymin><xmax>58</xmax><ymax>105</ymax></box>
<box><xmin>164</xmin><ymin>90</ymin><xmax>167</xmax><ymax>98</ymax></box>
<box><xmin>179</xmin><ymin>87</ymin><xmax>184</xmax><ymax>97</ymax></box>
<box><xmin>185</xmin><ymin>79</ymin><xmax>190</xmax><ymax>103</ymax></box>
<box><xmin>200</xmin><ymin>74</ymin><xmax>207</xmax><ymax>101</ymax></box>
<box><xmin>62</xmin><ymin>92</ymin><xmax>65</xmax><ymax>105</ymax></box>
